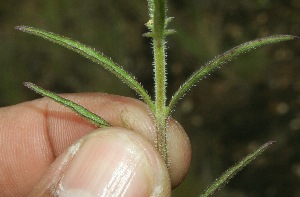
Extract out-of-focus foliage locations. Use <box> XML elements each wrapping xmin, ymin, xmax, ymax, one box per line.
<box><xmin>0</xmin><ymin>0</ymin><xmax>300</xmax><ymax>196</ymax></box>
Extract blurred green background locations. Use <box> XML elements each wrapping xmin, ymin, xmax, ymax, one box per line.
<box><xmin>1</xmin><ymin>0</ymin><xmax>300</xmax><ymax>196</ymax></box>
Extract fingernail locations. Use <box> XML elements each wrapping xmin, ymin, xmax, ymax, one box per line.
<box><xmin>56</xmin><ymin>130</ymin><xmax>152</xmax><ymax>197</ymax></box>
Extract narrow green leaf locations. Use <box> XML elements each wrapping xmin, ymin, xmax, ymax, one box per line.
<box><xmin>200</xmin><ymin>141</ymin><xmax>276</xmax><ymax>197</ymax></box>
<box><xmin>24</xmin><ymin>82</ymin><xmax>111</xmax><ymax>127</ymax></box>
<box><xmin>168</xmin><ymin>35</ymin><xmax>298</xmax><ymax>116</ymax></box>
<box><xmin>16</xmin><ymin>26</ymin><xmax>155</xmax><ymax>112</ymax></box>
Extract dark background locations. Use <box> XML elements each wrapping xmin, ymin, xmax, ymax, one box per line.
<box><xmin>1</xmin><ymin>0</ymin><xmax>300</xmax><ymax>196</ymax></box>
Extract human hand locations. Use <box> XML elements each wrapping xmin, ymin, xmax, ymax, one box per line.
<box><xmin>0</xmin><ymin>93</ymin><xmax>191</xmax><ymax>196</ymax></box>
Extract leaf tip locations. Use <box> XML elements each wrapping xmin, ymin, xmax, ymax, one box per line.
<box><xmin>285</xmin><ymin>35</ymin><xmax>299</xmax><ymax>40</ymax></box>
<box><xmin>293</xmin><ymin>35</ymin><xmax>300</xmax><ymax>39</ymax></box>
<box><xmin>23</xmin><ymin>81</ymin><xmax>32</xmax><ymax>87</ymax></box>
<box><xmin>261</xmin><ymin>140</ymin><xmax>276</xmax><ymax>150</ymax></box>
<box><xmin>15</xmin><ymin>25</ymin><xmax>27</xmax><ymax>31</ymax></box>
<box><xmin>23</xmin><ymin>82</ymin><xmax>36</xmax><ymax>91</ymax></box>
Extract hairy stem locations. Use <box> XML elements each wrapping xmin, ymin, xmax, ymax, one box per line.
<box><xmin>153</xmin><ymin>36</ymin><xmax>168</xmax><ymax>165</ymax></box>
<box><xmin>153</xmin><ymin>0</ymin><xmax>168</xmax><ymax>166</ymax></box>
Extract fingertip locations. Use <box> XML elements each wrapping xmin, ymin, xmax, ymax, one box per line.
<box><xmin>167</xmin><ymin>119</ymin><xmax>192</xmax><ymax>188</ymax></box>
<box><xmin>30</xmin><ymin>128</ymin><xmax>171</xmax><ymax>197</ymax></box>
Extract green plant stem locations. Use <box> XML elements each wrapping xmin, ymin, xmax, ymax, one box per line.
<box><xmin>153</xmin><ymin>36</ymin><xmax>168</xmax><ymax>165</ymax></box>
<box><xmin>153</xmin><ymin>0</ymin><xmax>165</xmax><ymax>35</ymax></box>
<box><xmin>153</xmin><ymin>0</ymin><xmax>168</xmax><ymax>166</ymax></box>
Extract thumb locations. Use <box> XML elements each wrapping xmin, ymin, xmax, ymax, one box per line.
<box><xmin>29</xmin><ymin>128</ymin><xmax>171</xmax><ymax>197</ymax></box>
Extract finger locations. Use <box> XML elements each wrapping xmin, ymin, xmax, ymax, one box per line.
<box><xmin>0</xmin><ymin>93</ymin><xmax>191</xmax><ymax>196</ymax></box>
<box><xmin>29</xmin><ymin>128</ymin><xmax>171</xmax><ymax>197</ymax></box>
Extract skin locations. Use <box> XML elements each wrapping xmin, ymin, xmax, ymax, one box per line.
<box><xmin>0</xmin><ymin>93</ymin><xmax>191</xmax><ymax>197</ymax></box>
